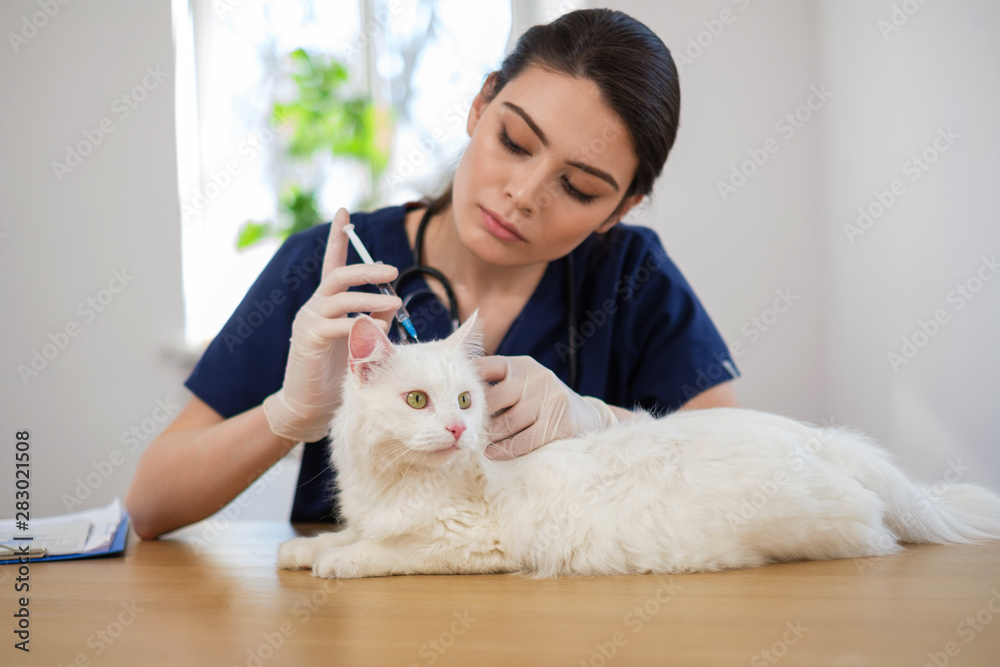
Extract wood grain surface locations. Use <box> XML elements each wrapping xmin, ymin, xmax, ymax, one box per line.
<box><xmin>7</xmin><ymin>521</ymin><xmax>1000</xmax><ymax>666</ymax></box>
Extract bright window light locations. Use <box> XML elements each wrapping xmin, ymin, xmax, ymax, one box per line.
<box><xmin>175</xmin><ymin>0</ymin><xmax>511</xmax><ymax>354</ymax></box>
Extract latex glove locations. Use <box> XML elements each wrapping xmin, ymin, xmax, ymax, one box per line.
<box><xmin>262</xmin><ymin>209</ymin><xmax>402</xmax><ymax>443</ymax></box>
<box><xmin>475</xmin><ymin>355</ymin><xmax>618</xmax><ymax>460</ymax></box>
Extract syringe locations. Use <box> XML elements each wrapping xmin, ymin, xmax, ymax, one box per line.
<box><xmin>342</xmin><ymin>223</ymin><xmax>419</xmax><ymax>342</ymax></box>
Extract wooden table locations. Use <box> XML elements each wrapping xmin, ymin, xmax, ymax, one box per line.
<box><xmin>8</xmin><ymin>521</ymin><xmax>1000</xmax><ymax>666</ymax></box>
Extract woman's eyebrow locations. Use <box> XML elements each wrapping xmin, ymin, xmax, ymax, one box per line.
<box><xmin>501</xmin><ymin>102</ymin><xmax>620</xmax><ymax>192</ymax></box>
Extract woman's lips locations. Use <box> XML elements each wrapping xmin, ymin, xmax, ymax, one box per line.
<box><xmin>480</xmin><ymin>207</ymin><xmax>525</xmax><ymax>242</ymax></box>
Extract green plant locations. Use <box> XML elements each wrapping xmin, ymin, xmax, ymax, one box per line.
<box><xmin>238</xmin><ymin>48</ymin><xmax>392</xmax><ymax>249</ymax></box>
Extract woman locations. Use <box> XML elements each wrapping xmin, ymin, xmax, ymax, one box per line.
<box><xmin>126</xmin><ymin>8</ymin><xmax>740</xmax><ymax>539</ymax></box>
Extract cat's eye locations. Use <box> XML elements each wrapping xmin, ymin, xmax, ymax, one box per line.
<box><xmin>458</xmin><ymin>391</ymin><xmax>471</xmax><ymax>410</ymax></box>
<box><xmin>405</xmin><ymin>391</ymin><xmax>428</xmax><ymax>409</ymax></box>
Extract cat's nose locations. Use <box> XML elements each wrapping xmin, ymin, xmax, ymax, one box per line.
<box><xmin>446</xmin><ymin>423</ymin><xmax>467</xmax><ymax>441</ymax></box>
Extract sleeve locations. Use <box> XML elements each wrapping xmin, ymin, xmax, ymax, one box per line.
<box><xmin>617</xmin><ymin>228</ymin><xmax>740</xmax><ymax>414</ymax></box>
<box><xmin>183</xmin><ymin>227</ymin><xmax>329</xmax><ymax>419</ymax></box>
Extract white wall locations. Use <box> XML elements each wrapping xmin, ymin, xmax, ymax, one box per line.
<box><xmin>0</xmin><ymin>0</ymin><xmax>188</xmax><ymax>517</ymax></box>
<box><xmin>818</xmin><ymin>0</ymin><xmax>1000</xmax><ymax>485</ymax></box>
<box><xmin>614</xmin><ymin>0</ymin><xmax>1000</xmax><ymax>487</ymax></box>
<box><xmin>2</xmin><ymin>0</ymin><xmax>996</xmax><ymax>524</ymax></box>
<box><xmin>0</xmin><ymin>0</ymin><xmax>300</xmax><ymax>523</ymax></box>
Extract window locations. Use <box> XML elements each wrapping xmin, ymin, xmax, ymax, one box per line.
<box><xmin>174</xmin><ymin>0</ymin><xmax>512</xmax><ymax>353</ymax></box>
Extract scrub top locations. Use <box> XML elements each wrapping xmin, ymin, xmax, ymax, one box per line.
<box><xmin>184</xmin><ymin>202</ymin><xmax>740</xmax><ymax>522</ymax></box>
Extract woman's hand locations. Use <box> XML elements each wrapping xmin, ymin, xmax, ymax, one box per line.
<box><xmin>262</xmin><ymin>209</ymin><xmax>402</xmax><ymax>443</ymax></box>
<box><xmin>475</xmin><ymin>355</ymin><xmax>619</xmax><ymax>460</ymax></box>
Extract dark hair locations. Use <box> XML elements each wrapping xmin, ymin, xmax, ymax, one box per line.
<box><xmin>427</xmin><ymin>8</ymin><xmax>680</xmax><ymax>217</ymax></box>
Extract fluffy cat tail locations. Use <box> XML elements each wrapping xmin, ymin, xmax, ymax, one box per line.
<box><xmin>814</xmin><ymin>427</ymin><xmax>1000</xmax><ymax>544</ymax></box>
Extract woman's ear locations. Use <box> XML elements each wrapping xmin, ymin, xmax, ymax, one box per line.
<box><xmin>597</xmin><ymin>193</ymin><xmax>645</xmax><ymax>233</ymax></box>
<box><xmin>467</xmin><ymin>72</ymin><xmax>498</xmax><ymax>137</ymax></box>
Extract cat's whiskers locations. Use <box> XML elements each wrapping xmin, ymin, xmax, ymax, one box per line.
<box><xmin>398</xmin><ymin>451</ymin><xmax>420</xmax><ymax>483</ymax></box>
<box><xmin>466</xmin><ymin>434</ymin><xmax>506</xmax><ymax>466</ymax></box>
<box><xmin>350</xmin><ymin>423</ymin><xmax>470</xmax><ymax>488</ymax></box>
<box><xmin>481</xmin><ymin>430</ymin><xmax>528</xmax><ymax>456</ymax></box>
<box><xmin>366</xmin><ymin>442</ymin><xmax>413</xmax><ymax>479</ymax></box>
<box><xmin>343</xmin><ymin>432</ymin><xmax>410</xmax><ymax>482</ymax></box>
<box><xmin>371</xmin><ymin>437</ymin><xmax>455</xmax><ymax>477</ymax></box>
<box><xmin>382</xmin><ymin>445</ymin><xmax>424</xmax><ymax>475</ymax></box>
<box><xmin>294</xmin><ymin>459</ymin><xmax>335</xmax><ymax>490</ymax></box>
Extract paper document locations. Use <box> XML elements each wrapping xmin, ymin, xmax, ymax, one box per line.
<box><xmin>0</xmin><ymin>497</ymin><xmax>125</xmax><ymax>559</ymax></box>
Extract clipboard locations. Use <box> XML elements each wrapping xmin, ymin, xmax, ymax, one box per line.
<box><xmin>0</xmin><ymin>514</ymin><xmax>131</xmax><ymax>563</ymax></box>
<box><xmin>0</xmin><ymin>499</ymin><xmax>131</xmax><ymax>564</ymax></box>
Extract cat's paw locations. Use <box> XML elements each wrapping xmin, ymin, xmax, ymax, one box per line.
<box><xmin>278</xmin><ymin>527</ymin><xmax>362</xmax><ymax>570</ymax></box>
<box><xmin>312</xmin><ymin>546</ymin><xmax>386</xmax><ymax>579</ymax></box>
<box><xmin>277</xmin><ymin>537</ymin><xmax>325</xmax><ymax>570</ymax></box>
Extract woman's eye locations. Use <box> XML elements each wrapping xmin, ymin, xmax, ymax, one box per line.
<box><xmin>405</xmin><ymin>391</ymin><xmax>428</xmax><ymax>409</ymax></box>
<box><xmin>562</xmin><ymin>177</ymin><xmax>597</xmax><ymax>204</ymax></box>
<box><xmin>458</xmin><ymin>391</ymin><xmax>471</xmax><ymax>409</ymax></box>
<box><xmin>498</xmin><ymin>128</ymin><xmax>528</xmax><ymax>155</ymax></box>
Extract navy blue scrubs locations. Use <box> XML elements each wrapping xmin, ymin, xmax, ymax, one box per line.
<box><xmin>183</xmin><ymin>202</ymin><xmax>739</xmax><ymax>522</ymax></box>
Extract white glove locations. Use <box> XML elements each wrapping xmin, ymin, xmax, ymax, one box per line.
<box><xmin>475</xmin><ymin>355</ymin><xmax>619</xmax><ymax>460</ymax></box>
<box><xmin>262</xmin><ymin>209</ymin><xmax>401</xmax><ymax>443</ymax></box>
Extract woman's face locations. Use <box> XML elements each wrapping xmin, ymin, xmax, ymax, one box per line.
<box><xmin>451</xmin><ymin>64</ymin><xmax>643</xmax><ymax>268</ymax></box>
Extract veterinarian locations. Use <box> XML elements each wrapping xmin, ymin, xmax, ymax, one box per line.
<box><xmin>126</xmin><ymin>8</ymin><xmax>740</xmax><ymax>539</ymax></box>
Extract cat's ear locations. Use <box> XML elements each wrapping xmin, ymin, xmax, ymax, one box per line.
<box><xmin>447</xmin><ymin>309</ymin><xmax>484</xmax><ymax>359</ymax></box>
<box><xmin>348</xmin><ymin>315</ymin><xmax>394</xmax><ymax>382</ymax></box>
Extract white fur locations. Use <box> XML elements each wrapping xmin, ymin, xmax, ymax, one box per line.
<box><xmin>278</xmin><ymin>316</ymin><xmax>1000</xmax><ymax>578</ymax></box>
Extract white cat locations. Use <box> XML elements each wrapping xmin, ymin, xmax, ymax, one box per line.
<box><xmin>277</xmin><ymin>313</ymin><xmax>1000</xmax><ymax>578</ymax></box>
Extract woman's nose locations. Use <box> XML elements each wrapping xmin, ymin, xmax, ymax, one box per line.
<box><xmin>505</xmin><ymin>162</ymin><xmax>548</xmax><ymax>216</ymax></box>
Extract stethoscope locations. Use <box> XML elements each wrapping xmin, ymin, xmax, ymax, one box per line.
<box><xmin>392</xmin><ymin>204</ymin><xmax>579</xmax><ymax>392</ymax></box>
